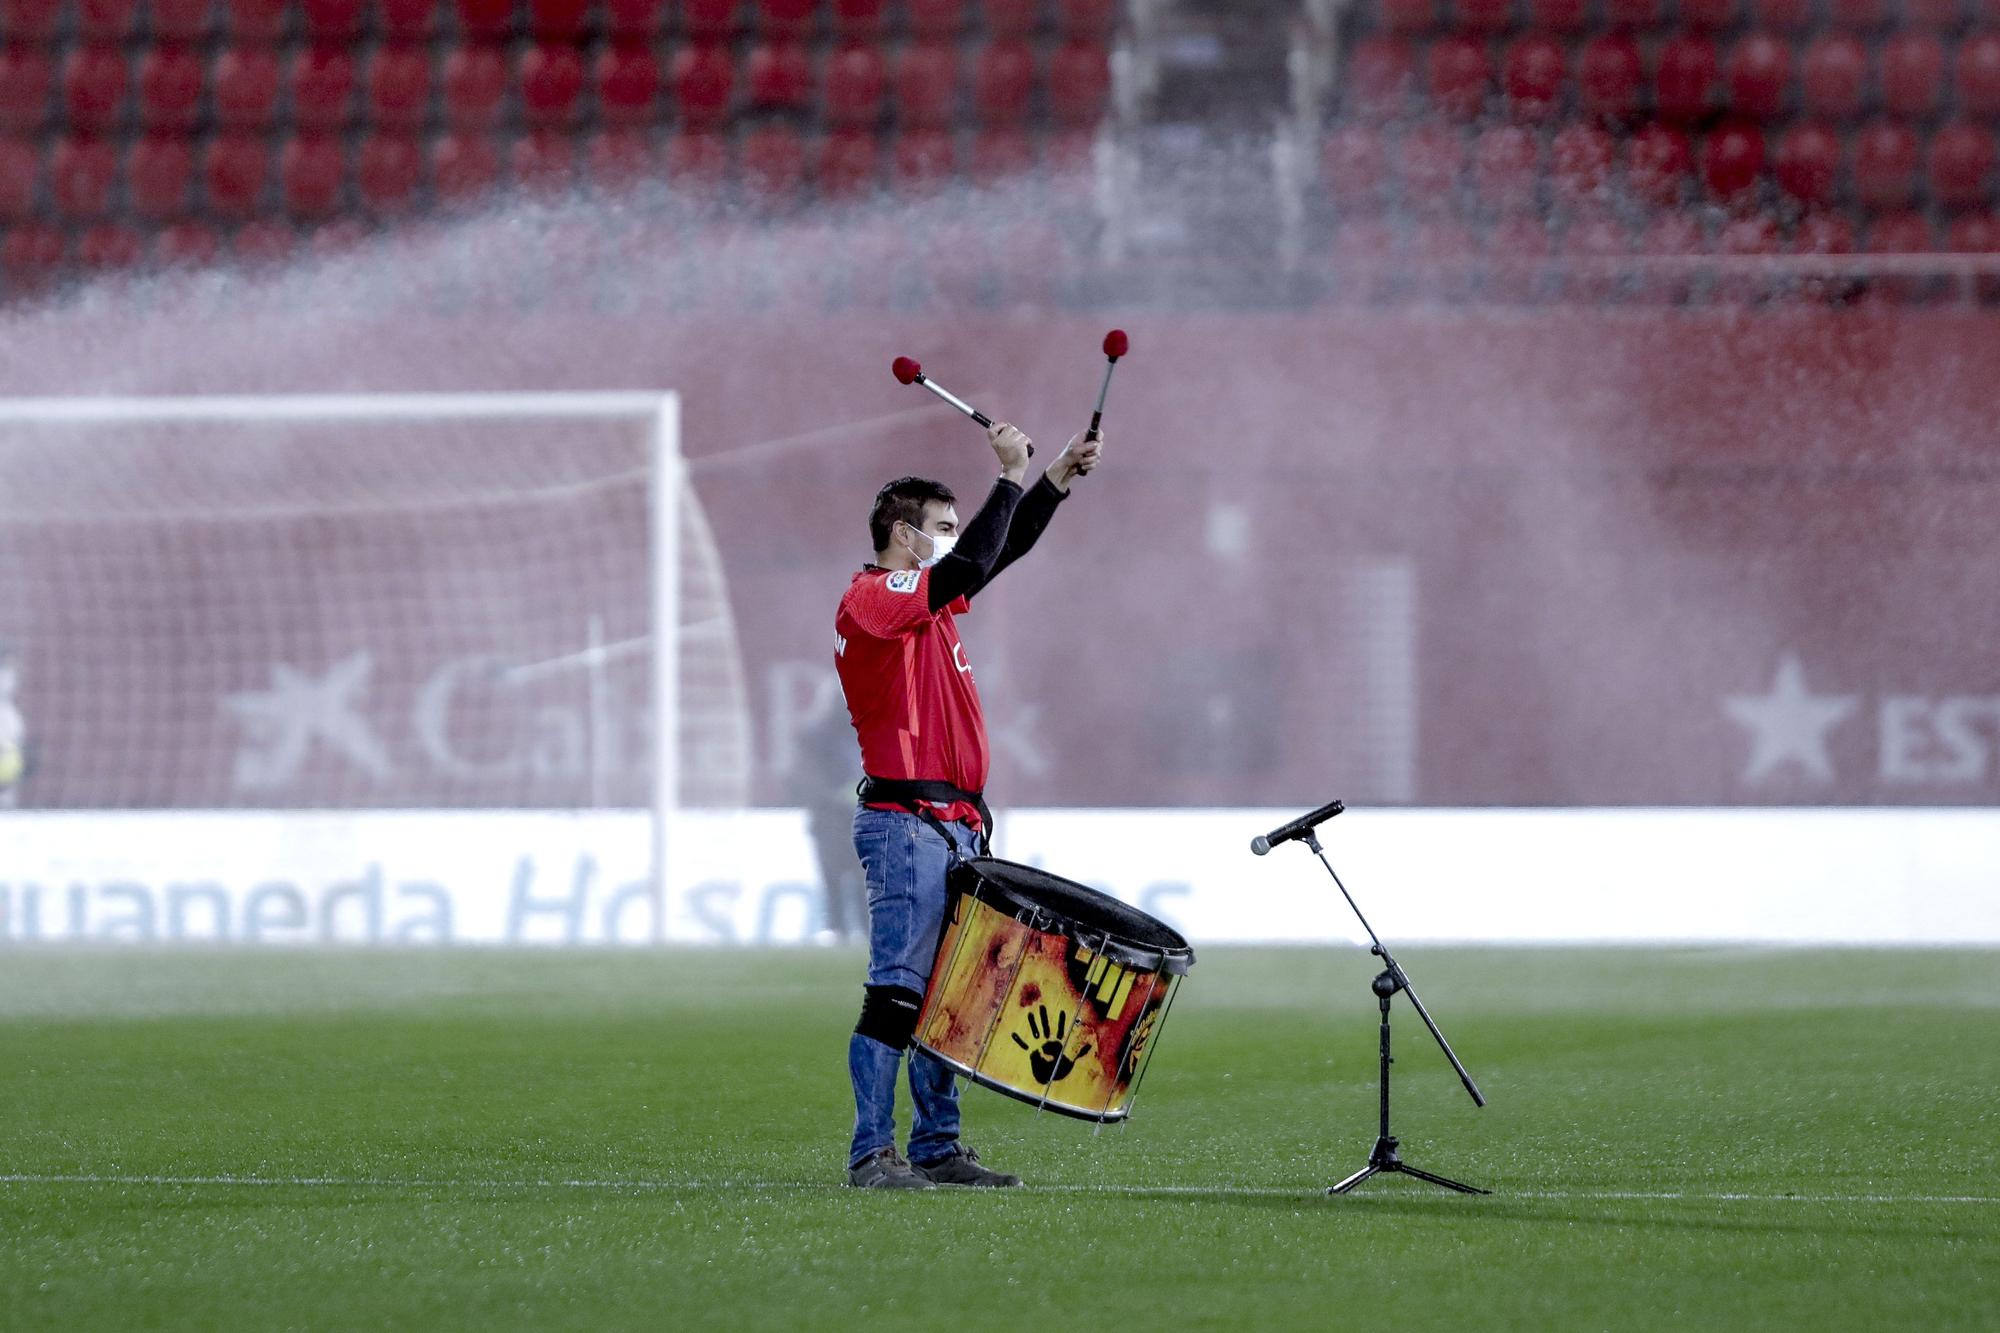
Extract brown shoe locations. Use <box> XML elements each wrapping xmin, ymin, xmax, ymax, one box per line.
<box><xmin>911</xmin><ymin>1144</ymin><xmax>1022</xmax><ymax>1188</ymax></box>
<box><xmin>846</xmin><ymin>1147</ymin><xmax>934</xmax><ymax>1190</ymax></box>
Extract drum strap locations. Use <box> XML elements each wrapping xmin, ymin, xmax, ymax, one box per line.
<box><xmin>856</xmin><ymin>776</ymin><xmax>993</xmax><ymax>856</ymax></box>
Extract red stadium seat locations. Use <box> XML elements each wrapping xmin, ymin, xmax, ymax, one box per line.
<box><xmin>441</xmin><ymin>46</ymin><xmax>507</xmax><ymax>126</ymax></box>
<box><xmin>596</xmin><ymin>46</ymin><xmax>661</xmax><ymax>126</ymax></box>
<box><xmin>127</xmin><ymin>133</ymin><xmax>195</xmax><ymax>218</ymax></box>
<box><xmin>972</xmin><ymin>39</ymin><xmax>1035</xmax><ymax>124</ymax></box>
<box><xmin>1049</xmin><ymin>41</ymin><xmax>1110</xmax><ymax>126</ymax></box>
<box><xmin>154</xmin><ymin>220</ymin><xmax>223</xmax><ymax>266</ymax></box>
<box><xmin>430</xmin><ymin>129</ymin><xmax>501</xmax><ymax>198</ymax></box>
<box><xmin>671</xmin><ymin>43</ymin><xmax>735</xmax><ymax>126</ymax></box>
<box><xmin>1399</xmin><ymin>121</ymin><xmax>1464</xmax><ymax>213</ymax></box>
<box><xmin>1523</xmin><ymin>0</ymin><xmax>1586</xmax><ymax>31</ymax></box>
<box><xmin>1554</xmin><ymin>208</ymin><xmax>1625</xmax><ymax>304</ymax></box>
<box><xmin>1852</xmin><ymin>119</ymin><xmax>1920</xmax><ymax>208</ymax></box>
<box><xmin>1774</xmin><ymin>121</ymin><xmax>1841</xmax><ymax>205</ymax></box>
<box><xmin>1904</xmin><ymin>0</ymin><xmax>1962</xmax><ymax>27</ymax></box>
<box><xmin>604</xmin><ymin>0</ymin><xmax>667</xmax><ymax>36</ymax></box>
<box><xmin>1626</xmin><ymin>123</ymin><xmax>1693</xmax><ymax>207</ymax></box>
<box><xmin>1550</xmin><ymin>122</ymin><xmax>1614</xmax><ymax>206</ymax></box>
<box><xmin>741</xmin><ymin>123</ymin><xmax>808</xmax><ymax>200</ymax></box>
<box><xmin>508</xmin><ymin>128</ymin><xmax>575</xmax><ymax>189</ymax></box>
<box><xmin>1799</xmin><ymin>36</ymin><xmax>1867</xmax><ymax>121</ymax></box>
<box><xmin>356</xmin><ymin>133</ymin><xmax>423</xmax><ymax>213</ymax></box>
<box><xmin>1451</xmin><ymin>0</ymin><xmax>1510</xmax><ymax>31</ymax></box>
<box><xmin>1</xmin><ymin>0</ymin><xmax>63</xmax><ymax>43</ymax></box>
<box><xmin>756</xmin><ymin>0</ymin><xmax>817</xmax><ymax>37</ymax></box>
<box><xmin>1866</xmin><ymin>210</ymin><xmax>1934</xmax><ymax>303</ymax></box>
<box><xmin>1722</xmin><ymin>34</ymin><xmax>1790</xmax><ymax>123</ymax></box>
<box><xmin>583</xmin><ymin>127</ymin><xmax>654</xmax><ymax>188</ymax></box>
<box><xmin>279</xmin><ymin>133</ymin><xmax>345</xmax><ymax>216</ymax></box>
<box><xmin>0</xmin><ymin>139</ymin><xmax>37</xmax><ymax>221</ymax></box>
<box><xmin>1601</xmin><ymin>0</ymin><xmax>1660</xmax><ymax>26</ymax></box>
<box><xmin>681</xmin><ymin>0</ymin><xmax>743</xmax><ymax>39</ymax></box>
<box><xmin>982</xmin><ymin>0</ymin><xmax>1036</xmax><ymax>36</ymax></box>
<box><xmin>664</xmin><ymin>128</ymin><xmax>727</xmax><ymax>188</ymax></box>
<box><xmin>1</xmin><ymin>224</ymin><xmax>67</xmax><ymax>289</ymax></box>
<box><xmin>201</xmin><ymin>131</ymin><xmax>269</xmax><ymax>216</ymax></box>
<box><xmin>968</xmin><ymin>127</ymin><xmax>1033</xmax><ymax>183</ymax></box>
<box><xmin>1425</xmin><ymin>36</ymin><xmax>1489</xmax><ymax>122</ymax></box>
<box><xmin>1576</xmin><ymin>35</ymin><xmax>1643</xmax><ymax>122</ymax></box>
<box><xmin>212</xmin><ymin>46</ymin><xmax>280</xmax><ymax>128</ymax></box>
<box><xmin>1380</xmin><ymin>0</ymin><xmax>1435</xmax><ymax>33</ymax></box>
<box><xmin>77</xmin><ymin>0</ymin><xmax>139</xmax><ymax>40</ymax></box>
<box><xmin>1826</xmin><ymin>0</ymin><xmax>1888</xmax><ymax>29</ymax></box>
<box><xmin>62</xmin><ymin>46</ymin><xmax>130</xmax><ymax>132</ymax></box>
<box><xmin>1471</xmin><ymin>123</ymin><xmax>1539</xmax><ymax>213</ymax></box>
<box><xmin>289</xmin><ymin>47</ymin><xmax>356</xmax><ymax>129</ymax></box>
<box><xmin>229</xmin><ymin>218</ymin><xmax>296</xmax><ymax>264</ymax></box>
<box><xmin>223</xmin><ymin>0</ymin><xmax>285</xmax><ymax>40</ymax></box>
<box><xmin>529</xmin><ymin>0</ymin><xmax>587</xmax><ymax>36</ymax></box>
<box><xmin>745</xmin><ymin>41</ymin><xmax>812</xmax><ymax>110</ymax></box>
<box><xmin>377</xmin><ymin>0</ymin><xmax>440</xmax><ymax>38</ymax></box>
<box><xmin>1344</xmin><ymin>37</ymin><xmax>1414</xmax><ymax>118</ymax></box>
<box><xmin>1634</xmin><ymin>211</ymin><xmax>1704</xmax><ymax>303</ymax></box>
<box><xmin>1484</xmin><ymin>215</ymin><xmax>1551</xmax><ymax>303</ymax></box>
<box><xmin>518</xmin><ymin>42</ymin><xmax>585</xmax><ymax>126</ymax></box>
<box><xmin>905</xmin><ymin>0</ymin><xmax>964</xmax><ymax>37</ymax></box>
<box><xmin>1747</xmin><ymin>0</ymin><xmax>1811</xmax><ymax>28</ymax></box>
<box><xmin>75</xmin><ymin>221</ymin><xmax>143</xmax><ymax>270</ymax></box>
<box><xmin>1794</xmin><ymin>210</ymin><xmax>1855</xmax><ymax>255</ymax></box>
<box><xmin>301</xmin><ymin>0</ymin><xmax>362</xmax><ymax>39</ymax></box>
<box><xmin>49</xmin><ymin>135</ymin><xmax>117</xmax><ymax>217</ymax></box>
<box><xmin>825</xmin><ymin>42</ymin><xmax>886</xmax><ymax>126</ymax></box>
<box><xmin>1699</xmin><ymin>123</ymin><xmax>1765</xmax><ymax>201</ymax></box>
<box><xmin>152</xmin><ymin>0</ymin><xmax>215</xmax><ymax>41</ymax></box>
<box><xmin>0</xmin><ymin>48</ymin><xmax>53</xmax><ymax>133</ymax></box>
<box><xmin>136</xmin><ymin>47</ymin><xmax>203</xmax><ymax>131</ymax></box>
<box><xmin>831</xmin><ymin>0</ymin><xmax>885</xmax><ymax>37</ymax></box>
<box><xmin>1056</xmin><ymin>0</ymin><xmax>1115</xmax><ymax>36</ymax></box>
<box><xmin>455</xmin><ymin>0</ymin><xmax>514</xmax><ymax>40</ymax></box>
<box><xmin>305</xmin><ymin>221</ymin><xmax>367</xmax><ymax>259</ymax></box>
<box><xmin>1944</xmin><ymin>210</ymin><xmax>1999</xmax><ymax>250</ymax></box>
<box><xmin>1712</xmin><ymin>211</ymin><xmax>1780</xmax><ymax>302</ymax></box>
<box><xmin>1878</xmin><ymin>34</ymin><xmax>1945</xmax><ymax>121</ymax></box>
<box><xmin>891</xmin><ymin>126</ymin><xmax>956</xmax><ymax>188</ymax></box>
<box><xmin>1679</xmin><ymin>0</ymin><xmax>1737</xmax><ymax>29</ymax></box>
<box><xmin>1654</xmin><ymin>36</ymin><xmax>1719</xmax><ymax>124</ymax></box>
<box><xmin>818</xmin><ymin>127</ymin><xmax>878</xmax><ymax>196</ymax></box>
<box><xmin>1322</xmin><ymin>125</ymin><xmax>1391</xmax><ymax>212</ymax></box>
<box><xmin>1955</xmin><ymin>34</ymin><xmax>2000</xmax><ymax>119</ymax></box>
<box><xmin>365</xmin><ymin>45</ymin><xmax>431</xmax><ymax>129</ymax></box>
<box><xmin>894</xmin><ymin>43</ymin><xmax>958</xmax><ymax>128</ymax></box>
<box><xmin>1501</xmin><ymin>36</ymin><xmax>1563</xmax><ymax>124</ymax></box>
<box><xmin>1929</xmin><ymin>121</ymin><xmax>1996</xmax><ymax>208</ymax></box>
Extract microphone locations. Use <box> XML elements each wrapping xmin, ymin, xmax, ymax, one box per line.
<box><xmin>1250</xmin><ymin>799</ymin><xmax>1346</xmax><ymax>855</ymax></box>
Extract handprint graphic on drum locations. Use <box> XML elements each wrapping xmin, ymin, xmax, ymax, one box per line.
<box><xmin>1011</xmin><ymin>1004</ymin><xmax>1092</xmax><ymax>1084</ymax></box>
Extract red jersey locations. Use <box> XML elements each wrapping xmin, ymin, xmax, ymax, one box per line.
<box><xmin>835</xmin><ymin>564</ymin><xmax>987</xmax><ymax>829</ymax></box>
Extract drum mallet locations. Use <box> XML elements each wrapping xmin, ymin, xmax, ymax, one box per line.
<box><xmin>891</xmin><ymin>356</ymin><xmax>1033</xmax><ymax>456</ymax></box>
<box><xmin>1085</xmin><ymin>329</ymin><xmax>1128</xmax><ymax>444</ymax></box>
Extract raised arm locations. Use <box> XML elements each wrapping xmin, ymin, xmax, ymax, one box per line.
<box><xmin>962</xmin><ymin>432</ymin><xmax>1105</xmax><ymax>597</ymax></box>
<box><xmin>927</xmin><ymin>422</ymin><xmax>1032</xmax><ymax>611</ymax></box>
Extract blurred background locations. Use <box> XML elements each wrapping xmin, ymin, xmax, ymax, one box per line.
<box><xmin>0</xmin><ymin>0</ymin><xmax>1994</xmax><ymax>947</ymax></box>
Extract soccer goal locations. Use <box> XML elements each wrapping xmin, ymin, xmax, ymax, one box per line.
<box><xmin>0</xmin><ymin>391</ymin><xmax>748</xmax><ymax>939</ymax></box>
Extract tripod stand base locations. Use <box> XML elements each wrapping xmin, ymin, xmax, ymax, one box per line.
<box><xmin>1327</xmin><ymin>1136</ymin><xmax>1488</xmax><ymax>1196</ymax></box>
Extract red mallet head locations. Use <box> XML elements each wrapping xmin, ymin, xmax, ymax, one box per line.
<box><xmin>891</xmin><ymin>356</ymin><xmax>921</xmax><ymax>385</ymax></box>
<box><xmin>1102</xmin><ymin>329</ymin><xmax>1129</xmax><ymax>360</ymax></box>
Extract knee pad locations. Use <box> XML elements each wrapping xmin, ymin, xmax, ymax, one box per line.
<box><xmin>854</xmin><ymin>984</ymin><xmax>924</xmax><ymax>1051</ymax></box>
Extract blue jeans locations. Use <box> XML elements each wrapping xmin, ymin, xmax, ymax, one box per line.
<box><xmin>847</xmin><ymin>805</ymin><xmax>983</xmax><ymax>1168</ymax></box>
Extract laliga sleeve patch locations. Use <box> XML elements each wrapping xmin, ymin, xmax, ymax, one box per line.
<box><xmin>886</xmin><ymin>570</ymin><xmax>920</xmax><ymax>593</ymax></box>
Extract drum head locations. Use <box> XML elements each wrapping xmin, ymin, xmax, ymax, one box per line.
<box><xmin>952</xmin><ymin>857</ymin><xmax>1196</xmax><ymax>974</ymax></box>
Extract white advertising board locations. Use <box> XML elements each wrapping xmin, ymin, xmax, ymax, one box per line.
<box><xmin>0</xmin><ymin>808</ymin><xmax>1995</xmax><ymax>946</ymax></box>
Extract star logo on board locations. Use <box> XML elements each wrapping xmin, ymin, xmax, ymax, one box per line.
<box><xmin>223</xmin><ymin>652</ymin><xmax>395</xmax><ymax>791</ymax></box>
<box><xmin>1722</xmin><ymin>653</ymin><xmax>1859</xmax><ymax>786</ymax></box>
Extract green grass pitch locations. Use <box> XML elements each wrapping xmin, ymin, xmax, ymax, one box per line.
<box><xmin>1</xmin><ymin>946</ymin><xmax>1995</xmax><ymax>1330</ymax></box>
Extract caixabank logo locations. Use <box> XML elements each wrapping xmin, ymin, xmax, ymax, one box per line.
<box><xmin>1725</xmin><ymin>653</ymin><xmax>2000</xmax><ymax>793</ymax></box>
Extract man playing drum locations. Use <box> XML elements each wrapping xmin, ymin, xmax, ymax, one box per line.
<box><xmin>835</xmin><ymin>420</ymin><xmax>1102</xmax><ymax>1189</ymax></box>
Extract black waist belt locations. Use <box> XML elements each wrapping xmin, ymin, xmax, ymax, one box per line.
<box><xmin>857</xmin><ymin>775</ymin><xmax>993</xmax><ymax>853</ymax></box>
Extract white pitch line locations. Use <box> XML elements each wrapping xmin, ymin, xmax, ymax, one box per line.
<box><xmin>0</xmin><ymin>1174</ymin><xmax>1995</xmax><ymax>1206</ymax></box>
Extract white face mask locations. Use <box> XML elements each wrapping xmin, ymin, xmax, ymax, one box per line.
<box><xmin>901</xmin><ymin>523</ymin><xmax>955</xmax><ymax>569</ymax></box>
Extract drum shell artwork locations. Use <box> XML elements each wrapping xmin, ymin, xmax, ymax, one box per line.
<box><xmin>914</xmin><ymin>857</ymin><xmax>1193</xmax><ymax>1122</ymax></box>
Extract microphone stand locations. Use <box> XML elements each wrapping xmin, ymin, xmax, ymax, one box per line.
<box><xmin>1295</xmin><ymin>827</ymin><xmax>1489</xmax><ymax>1196</ymax></box>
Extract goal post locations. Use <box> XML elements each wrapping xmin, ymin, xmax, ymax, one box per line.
<box><xmin>0</xmin><ymin>389</ymin><xmax>736</xmax><ymax>940</ymax></box>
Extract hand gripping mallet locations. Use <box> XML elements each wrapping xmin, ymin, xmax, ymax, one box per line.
<box><xmin>1085</xmin><ymin>329</ymin><xmax>1128</xmax><ymax>444</ymax></box>
<box><xmin>891</xmin><ymin>356</ymin><xmax>1033</xmax><ymax>456</ymax></box>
